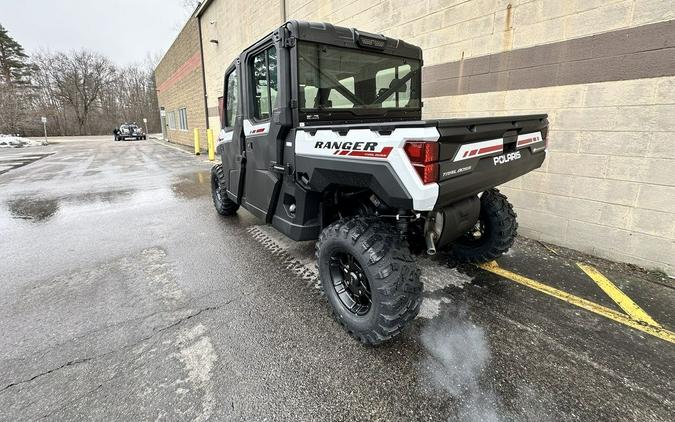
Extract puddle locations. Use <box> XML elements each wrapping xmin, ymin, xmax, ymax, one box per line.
<box><xmin>6</xmin><ymin>198</ymin><xmax>60</xmax><ymax>222</ymax></box>
<box><xmin>171</xmin><ymin>171</ymin><xmax>211</xmax><ymax>200</ymax></box>
<box><xmin>5</xmin><ymin>189</ymin><xmax>135</xmax><ymax>223</ymax></box>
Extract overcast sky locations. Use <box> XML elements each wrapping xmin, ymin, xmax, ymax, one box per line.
<box><xmin>0</xmin><ymin>0</ymin><xmax>195</xmax><ymax>65</ymax></box>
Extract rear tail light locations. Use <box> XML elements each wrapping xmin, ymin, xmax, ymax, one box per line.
<box><xmin>405</xmin><ymin>141</ymin><xmax>439</xmax><ymax>184</ymax></box>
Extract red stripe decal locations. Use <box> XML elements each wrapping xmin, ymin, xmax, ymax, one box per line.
<box><xmin>478</xmin><ymin>145</ymin><xmax>503</xmax><ymax>154</ymax></box>
<box><xmin>517</xmin><ymin>138</ymin><xmax>534</xmax><ymax>146</ymax></box>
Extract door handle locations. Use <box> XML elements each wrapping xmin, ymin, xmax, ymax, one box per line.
<box><xmin>247</xmin><ymin>141</ymin><xmax>253</xmax><ymax>150</ymax></box>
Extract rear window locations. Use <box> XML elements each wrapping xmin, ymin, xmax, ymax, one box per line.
<box><xmin>297</xmin><ymin>42</ymin><xmax>421</xmax><ymax>112</ymax></box>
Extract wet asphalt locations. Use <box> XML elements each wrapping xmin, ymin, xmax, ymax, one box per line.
<box><xmin>0</xmin><ymin>136</ymin><xmax>673</xmax><ymax>421</ymax></box>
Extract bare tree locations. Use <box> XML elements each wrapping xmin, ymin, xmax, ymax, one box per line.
<box><xmin>11</xmin><ymin>49</ymin><xmax>162</xmax><ymax>137</ymax></box>
<box><xmin>48</xmin><ymin>51</ymin><xmax>116</xmax><ymax>135</ymax></box>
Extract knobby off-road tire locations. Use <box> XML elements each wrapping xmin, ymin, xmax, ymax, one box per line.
<box><xmin>316</xmin><ymin>217</ymin><xmax>423</xmax><ymax>346</ymax></box>
<box><xmin>211</xmin><ymin>164</ymin><xmax>239</xmax><ymax>216</ymax></box>
<box><xmin>451</xmin><ymin>188</ymin><xmax>517</xmax><ymax>263</ymax></box>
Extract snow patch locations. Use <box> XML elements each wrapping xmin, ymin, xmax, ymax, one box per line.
<box><xmin>177</xmin><ymin>323</ymin><xmax>217</xmax><ymax>422</ymax></box>
<box><xmin>418</xmin><ymin>297</ymin><xmax>453</xmax><ymax>319</ymax></box>
<box><xmin>0</xmin><ymin>135</ymin><xmax>48</xmax><ymax>148</ymax></box>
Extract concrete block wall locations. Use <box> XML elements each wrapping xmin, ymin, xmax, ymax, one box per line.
<box><xmin>194</xmin><ymin>0</ymin><xmax>675</xmax><ymax>274</ymax></box>
<box><xmin>155</xmin><ymin>17</ymin><xmax>208</xmax><ymax>148</ymax></box>
<box><xmin>199</xmin><ymin>0</ymin><xmax>282</xmax><ymax>134</ymax></box>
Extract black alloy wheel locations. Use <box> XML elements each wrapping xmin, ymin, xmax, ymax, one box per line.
<box><xmin>328</xmin><ymin>250</ymin><xmax>372</xmax><ymax>316</ymax></box>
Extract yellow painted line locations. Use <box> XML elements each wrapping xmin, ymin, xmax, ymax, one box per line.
<box><xmin>576</xmin><ymin>262</ymin><xmax>661</xmax><ymax>328</ymax></box>
<box><xmin>478</xmin><ymin>261</ymin><xmax>675</xmax><ymax>344</ymax></box>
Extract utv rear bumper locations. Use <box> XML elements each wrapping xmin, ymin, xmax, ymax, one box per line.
<box><xmin>435</xmin><ymin>149</ymin><xmax>545</xmax><ymax>210</ymax></box>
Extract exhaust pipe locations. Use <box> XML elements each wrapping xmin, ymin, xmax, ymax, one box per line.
<box><xmin>424</xmin><ymin>211</ymin><xmax>443</xmax><ymax>255</ymax></box>
<box><xmin>425</xmin><ymin>231</ymin><xmax>437</xmax><ymax>255</ymax></box>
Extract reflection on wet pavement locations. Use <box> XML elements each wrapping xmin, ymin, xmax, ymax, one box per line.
<box><xmin>6</xmin><ymin>190</ymin><xmax>135</xmax><ymax>223</ymax></box>
<box><xmin>171</xmin><ymin>170</ymin><xmax>211</xmax><ymax>200</ymax></box>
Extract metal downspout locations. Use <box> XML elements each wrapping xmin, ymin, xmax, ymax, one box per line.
<box><xmin>197</xmin><ymin>15</ymin><xmax>210</xmax><ymax>131</ymax></box>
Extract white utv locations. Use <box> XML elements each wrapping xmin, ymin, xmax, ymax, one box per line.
<box><xmin>210</xmin><ymin>21</ymin><xmax>548</xmax><ymax>345</ymax></box>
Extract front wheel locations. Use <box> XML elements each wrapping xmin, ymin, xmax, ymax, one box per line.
<box><xmin>316</xmin><ymin>217</ymin><xmax>422</xmax><ymax>346</ymax></box>
<box><xmin>451</xmin><ymin>188</ymin><xmax>518</xmax><ymax>263</ymax></box>
<box><xmin>211</xmin><ymin>165</ymin><xmax>239</xmax><ymax>216</ymax></box>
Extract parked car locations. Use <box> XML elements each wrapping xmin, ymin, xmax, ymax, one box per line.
<box><xmin>114</xmin><ymin>123</ymin><xmax>146</xmax><ymax>141</ymax></box>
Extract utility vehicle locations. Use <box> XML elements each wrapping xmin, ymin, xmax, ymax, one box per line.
<box><xmin>211</xmin><ymin>21</ymin><xmax>548</xmax><ymax>345</ymax></box>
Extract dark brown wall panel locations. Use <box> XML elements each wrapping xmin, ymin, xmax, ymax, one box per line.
<box><xmin>422</xmin><ymin>20</ymin><xmax>675</xmax><ymax>98</ymax></box>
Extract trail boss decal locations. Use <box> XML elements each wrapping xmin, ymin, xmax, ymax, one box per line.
<box><xmin>315</xmin><ymin>141</ymin><xmax>393</xmax><ymax>158</ymax></box>
<box><xmin>493</xmin><ymin>151</ymin><xmax>521</xmax><ymax>165</ymax></box>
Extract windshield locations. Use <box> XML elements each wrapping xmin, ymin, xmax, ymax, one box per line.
<box><xmin>297</xmin><ymin>42</ymin><xmax>421</xmax><ymax>113</ymax></box>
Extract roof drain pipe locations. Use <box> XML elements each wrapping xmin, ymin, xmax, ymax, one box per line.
<box><xmin>197</xmin><ymin>12</ymin><xmax>210</xmax><ymax>131</ymax></box>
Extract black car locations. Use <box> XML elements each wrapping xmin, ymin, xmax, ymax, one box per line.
<box><xmin>114</xmin><ymin>123</ymin><xmax>146</xmax><ymax>141</ymax></box>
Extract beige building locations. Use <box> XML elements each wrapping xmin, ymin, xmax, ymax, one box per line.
<box><xmin>184</xmin><ymin>0</ymin><xmax>674</xmax><ymax>274</ymax></box>
<box><xmin>155</xmin><ymin>16</ymin><xmax>208</xmax><ymax>148</ymax></box>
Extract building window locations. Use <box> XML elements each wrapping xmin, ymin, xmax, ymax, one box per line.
<box><xmin>167</xmin><ymin>111</ymin><xmax>176</xmax><ymax>130</ymax></box>
<box><xmin>250</xmin><ymin>47</ymin><xmax>277</xmax><ymax>120</ymax></box>
<box><xmin>178</xmin><ymin>107</ymin><xmax>188</xmax><ymax>131</ymax></box>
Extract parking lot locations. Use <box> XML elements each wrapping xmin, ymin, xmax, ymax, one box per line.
<box><xmin>0</xmin><ymin>137</ymin><xmax>673</xmax><ymax>421</ymax></box>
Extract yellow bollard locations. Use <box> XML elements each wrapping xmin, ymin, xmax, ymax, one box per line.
<box><xmin>207</xmin><ymin>128</ymin><xmax>215</xmax><ymax>161</ymax></box>
<box><xmin>193</xmin><ymin>128</ymin><xmax>200</xmax><ymax>155</ymax></box>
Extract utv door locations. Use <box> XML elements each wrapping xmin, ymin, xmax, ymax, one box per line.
<box><xmin>219</xmin><ymin>62</ymin><xmax>246</xmax><ymax>202</ymax></box>
<box><xmin>240</xmin><ymin>43</ymin><xmax>282</xmax><ymax>221</ymax></box>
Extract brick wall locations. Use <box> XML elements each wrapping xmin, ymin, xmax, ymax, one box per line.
<box><xmin>155</xmin><ymin>17</ymin><xmax>208</xmax><ymax>148</ymax></box>
<box><xmin>196</xmin><ymin>0</ymin><xmax>675</xmax><ymax>274</ymax></box>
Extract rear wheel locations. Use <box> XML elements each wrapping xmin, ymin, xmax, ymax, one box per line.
<box><xmin>211</xmin><ymin>165</ymin><xmax>239</xmax><ymax>216</ymax></box>
<box><xmin>316</xmin><ymin>217</ymin><xmax>422</xmax><ymax>346</ymax></box>
<box><xmin>451</xmin><ymin>188</ymin><xmax>517</xmax><ymax>263</ymax></box>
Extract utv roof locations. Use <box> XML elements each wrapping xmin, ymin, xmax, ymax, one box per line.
<box><xmin>285</xmin><ymin>21</ymin><xmax>422</xmax><ymax>60</ymax></box>
<box><xmin>236</xmin><ymin>20</ymin><xmax>422</xmax><ymax>61</ymax></box>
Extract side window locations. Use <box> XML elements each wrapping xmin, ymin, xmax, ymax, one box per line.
<box><xmin>224</xmin><ymin>69</ymin><xmax>238</xmax><ymax>127</ymax></box>
<box><xmin>217</xmin><ymin>96</ymin><xmax>224</xmax><ymax>127</ymax></box>
<box><xmin>250</xmin><ymin>46</ymin><xmax>277</xmax><ymax>120</ymax></box>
